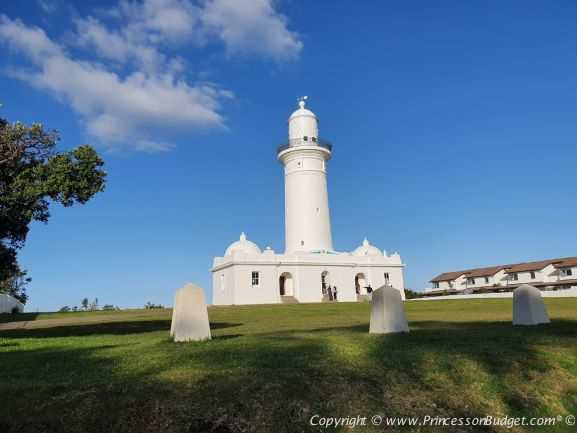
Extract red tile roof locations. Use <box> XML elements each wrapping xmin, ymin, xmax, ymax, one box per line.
<box><xmin>553</xmin><ymin>258</ymin><xmax>577</xmax><ymax>269</ymax></box>
<box><xmin>430</xmin><ymin>257</ymin><xmax>577</xmax><ymax>282</ymax></box>
<box><xmin>430</xmin><ymin>271</ymin><xmax>467</xmax><ymax>282</ymax></box>
<box><xmin>465</xmin><ymin>266</ymin><xmax>507</xmax><ymax>278</ymax></box>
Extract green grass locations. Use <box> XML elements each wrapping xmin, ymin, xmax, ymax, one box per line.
<box><xmin>1</xmin><ymin>299</ymin><xmax>577</xmax><ymax>433</ymax></box>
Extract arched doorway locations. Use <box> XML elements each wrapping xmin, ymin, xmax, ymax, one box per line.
<box><xmin>279</xmin><ymin>272</ymin><xmax>294</xmax><ymax>296</ymax></box>
<box><xmin>355</xmin><ymin>273</ymin><xmax>367</xmax><ymax>295</ymax></box>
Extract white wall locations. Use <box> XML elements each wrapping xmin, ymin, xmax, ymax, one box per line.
<box><xmin>280</xmin><ymin>147</ymin><xmax>333</xmax><ymax>254</ymax></box>
<box><xmin>558</xmin><ymin>266</ymin><xmax>577</xmax><ymax>281</ymax></box>
<box><xmin>212</xmin><ymin>267</ymin><xmax>235</xmax><ymax>305</ymax></box>
<box><xmin>232</xmin><ymin>265</ymin><xmax>278</xmax><ymax>305</ymax></box>
<box><xmin>0</xmin><ymin>294</ymin><xmax>24</xmax><ymax>314</ymax></box>
<box><xmin>434</xmin><ymin>274</ymin><xmax>464</xmax><ymax>291</ymax></box>
<box><xmin>211</xmin><ymin>253</ymin><xmax>406</xmax><ymax>305</ymax></box>
<box><xmin>365</xmin><ymin>266</ymin><xmax>405</xmax><ymax>300</ymax></box>
<box><xmin>542</xmin><ymin>265</ymin><xmax>558</xmax><ymax>283</ymax></box>
<box><xmin>504</xmin><ymin>270</ymin><xmax>542</xmax><ymax>286</ymax></box>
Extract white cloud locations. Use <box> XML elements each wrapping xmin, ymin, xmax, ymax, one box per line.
<box><xmin>117</xmin><ymin>0</ymin><xmax>202</xmax><ymax>43</ymax></box>
<box><xmin>0</xmin><ymin>15</ymin><xmax>229</xmax><ymax>151</ymax></box>
<box><xmin>0</xmin><ymin>15</ymin><xmax>62</xmax><ymax>61</ymax></box>
<box><xmin>0</xmin><ymin>0</ymin><xmax>302</xmax><ymax>152</ymax></box>
<box><xmin>110</xmin><ymin>0</ymin><xmax>302</xmax><ymax>60</ymax></box>
<box><xmin>38</xmin><ymin>0</ymin><xmax>58</xmax><ymax>14</ymax></box>
<box><xmin>74</xmin><ymin>17</ymin><xmax>169</xmax><ymax>72</ymax></box>
<box><xmin>201</xmin><ymin>0</ymin><xmax>303</xmax><ymax>60</ymax></box>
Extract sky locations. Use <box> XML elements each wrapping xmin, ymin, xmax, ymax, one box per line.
<box><xmin>1</xmin><ymin>0</ymin><xmax>576</xmax><ymax>312</ymax></box>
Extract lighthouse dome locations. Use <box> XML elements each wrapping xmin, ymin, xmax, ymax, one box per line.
<box><xmin>352</xmin><ymin>238</ymin><xmax>383</xmax><ymax>257</ymax></box>
<box><xmin>289</xmin><ymin>97</ymin><xmax>318</xmax><ymax>140</ymax></box>
<box><xmin>224</xmin><ymin>232</ymin><xmax>261</xmax><ymax>256</ymax></box>
<box><xmin>289</xmin><ymin>104</ymin><xmax>316</xmax><ymax>121</ymax></box>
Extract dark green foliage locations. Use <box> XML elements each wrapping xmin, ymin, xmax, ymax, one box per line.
<box><xmin>404</xmin><ymin>288</ymin><xmax>423</xmax><ymax>299</ymax></box>
<box><xmin>144</xmin><ymin>302</ymin><xmax>164</xmax><ymax>309</ymax></box>
<box><xmin>0</xmin><ymin>118</ymin><xmax>106</xmax><ymax>302</ymax></box>
<box><xmin>0</xmin><ymin>262</ymin><xmax>30</xmax><ymax>303</ymax></box>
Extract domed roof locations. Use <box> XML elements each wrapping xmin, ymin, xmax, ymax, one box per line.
<box><xmin>289</xmin><ymin>98</ymin><xmax>317</xmax><ymax>120</ymax></box>
<box><xmin>224</xmin><ymin>232</ymin><xmax>261</xmax><ymax>256</ymax></box>
<box><xmin>352</xmin><ymin>238</ymin><xmax>383</xmax><ymax>257</ymax></box>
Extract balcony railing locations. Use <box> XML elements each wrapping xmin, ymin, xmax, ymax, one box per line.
<box><xmin>277</xmin><ymin>137</ymin><xmax>333</xmax><ymax>154</ymax></box>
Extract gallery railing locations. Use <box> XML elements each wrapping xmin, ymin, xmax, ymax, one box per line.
<box><xmin>277</xmin><ymin>137</ymin><xmax>333</xmax><ymax>154</ymax></box>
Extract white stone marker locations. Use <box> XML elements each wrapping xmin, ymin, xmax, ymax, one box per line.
<box><xmin>170</xmin><ymin>283</ymin><xmax>212</xmax><ymax>342</ymax></box>
<box><xmin>369</xmin><ymin>285</ymin><xmax>409</xmax><ymax>334</ymax></box>
<box><xmin>513</xmin><ymin>284</ymin><xmax>550</xmax><ymax>326</ymax></box>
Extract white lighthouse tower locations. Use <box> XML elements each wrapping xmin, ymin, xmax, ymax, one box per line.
<box><xmin>211</xmin><ymin>98</ymin><xmax>406</xmax><ymax>305</ymax></box>
<box><xmin>277</xmin><ymin>97</ymin><xmax>333</xmax><ymax>253</ymax></box>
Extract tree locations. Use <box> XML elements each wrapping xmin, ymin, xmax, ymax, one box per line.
<box><xmin>59</xmin><ymin>306</ymin><xmax>70</xmax><ymax>312</ymax></box>
<box><xmin>404</xmin><ymin>288</ymin><xmax>422</xmax><ymax>299</ymax></box>
<box><xmin>0</xmin><ymin>262</ymin><xmax>30</xmax><ymax>304</ymax></box>
<box><xmin>0</xmin><ymin>118</ymin><xmax>106</xmax><ymax>303</ymax></box>
<box><xmin>102</xmin><ymin>304</ymin><xmax>114</xmax><ymax>311</ymax></box>
<box><xmin>81</xmin><ymin>298</ymin><xmax>89</xmax><ymax>311</ymax></box>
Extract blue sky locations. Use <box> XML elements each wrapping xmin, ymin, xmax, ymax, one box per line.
<box><xmin>1</xmin><ymin>0</ymin><xmax>576</xmax><ymax>311</ymax></box>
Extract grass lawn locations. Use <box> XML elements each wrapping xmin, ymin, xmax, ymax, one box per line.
<box><xmin>1</xmin><ymin>299</ymin><xmax>577</xmax><ymax>433</ymax></box>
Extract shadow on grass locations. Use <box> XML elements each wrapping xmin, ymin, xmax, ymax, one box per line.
<box><xmin>1</xmin><ymin>319</ymin><xmax>577</xmax><ymax>433</ymax></box>
<box><xmin>294</xmin><ymin>317</ymin><xmax>577</xmax><ymax>336</ymax></box>
<box><xmin>0</xmin><ymin>312</ymin><xmax>39</xmax><ymax>323</ymax></box>
<box><xmin>0</xmin><ymin>320</ymin><xmax>242</xmax><ymax>338</ymax></box>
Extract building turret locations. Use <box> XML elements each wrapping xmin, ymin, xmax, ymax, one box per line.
<box><xmin>277</xmin><ymin>97</ymin><xmax>333</xmax><ymax>253</ymax></box>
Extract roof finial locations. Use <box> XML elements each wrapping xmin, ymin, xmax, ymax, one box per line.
<box><xmin>363</xmin><ymin>238</ymin><xmax>369</xmax><ymax>246</ymax></box>
<box><xmin>240</xmin><ymin>232</ymin><xmax>246</xmax><ymax>241</ymax></box>
<box><xmin>297</xmin><ymin>95</ymin><xmax>308</xmax><ymax>109</ymax></box>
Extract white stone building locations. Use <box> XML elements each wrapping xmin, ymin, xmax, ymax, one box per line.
<box><xmin>424</xmin><ymin>257</ymin><xmax>577</xmax><ymax>295</ymax></box>
<box><xmin>212</xmin><ymin>99</ymin><xmax>405</xmax><ymax>305</ymax></box>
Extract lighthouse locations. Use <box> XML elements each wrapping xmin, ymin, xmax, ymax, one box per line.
<box><xmin>277</xmin><ymin>97</ymin><xmax>333</xmax><ymax>253</ymax></box>
<box><xmin>212</xmin><ymin>97</ymin><xmax>406</xmax><ymax>305</ymax></box>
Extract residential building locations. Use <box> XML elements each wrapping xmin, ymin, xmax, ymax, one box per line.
<box><xmin>425</xmin><ymin>257</ymin><xmax>577</xmax><ymax>295</ymax></box>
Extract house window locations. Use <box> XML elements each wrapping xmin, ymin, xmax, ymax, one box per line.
<box><xmin>530</xmin><ymin>271</ymin><xmax>536</xmax><ymax>279</ymax></box>
<box><xmin>448</xmin><ymin>281</ymin><xmax>454</xmax><ymax>288</ymax></box>
<box><xmin>251</xmin><ymin>271</ymin><xmax>260</xmax><ymax>286</ymax></box>
<box><xmin>511</xmin><ymin>273</ymin><xmax>518</xmax><ymax>281</ymax></box>
<box><xmin>562</xmin><ymin>268</ymin><xmax>573</xmax><ymax>277</ymax></box>
<box><xmin>433</xmin><ymin>282</ymin><xmax>439</xmax><ymax>289</ymax></box>
<box><xmin>467</xmin><ymin>278</ymin><xmax>475</xmax><ymax>285</ymax></box>
<box><xmin>484</xmin><ymin>277</ymin><xmax>490</xmax><ymax>284</ymax></box>
<box><xmin>384</xmin><ymin>273</ymin><xmax>390</xmax><ymax>284</ymax></box>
